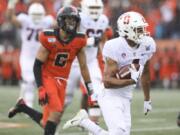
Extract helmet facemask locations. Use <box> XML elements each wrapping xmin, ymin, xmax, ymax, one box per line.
<box><xmin>57</xmin><ymin>6</ymin><xmax>80</xmax><ymax>35</ymax></box>
<box><xmin>61</xmin><ymin>16</ymin><xmax>79</xmax><ymax>34</ymax></box>
<box><xmin>131</xmin><ymin>25</ymin><xmax>149</xmax><ymax>43</ymax></box>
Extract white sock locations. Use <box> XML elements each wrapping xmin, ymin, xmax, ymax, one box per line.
<box><xmin>79</xmin><ymin>118</ymin><xmax>108</xmax><ymax>135</ymax></box>
<box><xmin>20</xmin><ymin>82</ymin><xmax>35</xmax><ymax>108</ymax></box>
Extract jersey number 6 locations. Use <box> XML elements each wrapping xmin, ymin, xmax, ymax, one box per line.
<box><xmin>54</xmin><ymin>53</ymin><xmax>69</xmax><ymax>67</ymax></box>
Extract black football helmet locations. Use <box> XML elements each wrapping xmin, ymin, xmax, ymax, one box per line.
<box><xmin>56</xmin><ymin>6</ymin><xmax>80</xmax><ymax>34</ymax></box>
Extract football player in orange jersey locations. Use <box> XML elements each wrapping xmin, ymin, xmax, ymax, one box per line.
<box><xmin>8</xmin><ymin>6</ymin><xmax>94</xmax><ymax>135</ymax></box>
<box><xmin>65</xmin><ymin>1</ymin><xmax>114</xmax><ymax>132</ymax></box>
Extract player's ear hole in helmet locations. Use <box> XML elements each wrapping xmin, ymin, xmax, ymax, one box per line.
<box><xmin>56</xmin><ymin>6</ymin><xmax>80</xmax><ymax>34</ymax></box>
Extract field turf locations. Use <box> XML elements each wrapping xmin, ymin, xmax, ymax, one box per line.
<box><xmin>0</xmin><ymin>86</ymin><xmax>179</xmax><ymax>135</ymax></box>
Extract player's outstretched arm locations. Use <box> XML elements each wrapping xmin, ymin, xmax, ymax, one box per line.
<box><xmin>103</xmin><ymin>57</ymin><xmax>135</xmax><ymax>89</ymax></box>
<box><xmin>77</xmin><ymin>47</ymin><xmax>93</xmax><ymax>95</ymax></box>
<box><xmin>140</xmin><ymin>60</ymin><xmax>152</xmax><ymax>115</ymax></box>
<box><xmin>6</xmin><ymin>0</ymin><xmax>21</xmax><ymax>27</ymax></box>
<box><xmin>141</xmin><ymin>61</ymin><xmax>151</xmax><ymax>101</ymax></box>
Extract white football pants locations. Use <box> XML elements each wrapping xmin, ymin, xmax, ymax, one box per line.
<box><xmin>20</xmin><ymin>56</ymin><xmax>36</xmax><ymax>108</ymax></box>
<box><xmin>98</xmin><ymin>89</ymin><xmax>131</xmax><ymax>135</ymax></box>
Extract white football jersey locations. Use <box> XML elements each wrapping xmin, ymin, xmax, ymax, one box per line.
<box><xmin>103</xmin><ymin>36</ymin><xmax>156</xmax><ymax>99</ymax></box>
<box><xmin>17</xmin><ymin>13</ymin><xmax>54</xmax><ymax>58</ymax></box>
<box><xmin>73</xmin><ymin>12</ymin><xmax>109</xmax><ymax>66</ymax></box>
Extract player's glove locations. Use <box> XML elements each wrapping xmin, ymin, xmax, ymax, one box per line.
<box><xmin>38</xmin><ymin>86</ymin><xmax>49</xmax><ymax>106</ymax></box>
<box><xmin>88</xmin><ymin>93</ymin><xmax>99</xmax><ymax>108</ymax></box>
<box><xmin>129</xmin><ymin>64</ymin><xmax>143</xmax><ymax>83</ymax></box>
<box><xmin>144</xmin><ymin>100</ymin><xmax>152</xmax><ymax>115</ymax></box>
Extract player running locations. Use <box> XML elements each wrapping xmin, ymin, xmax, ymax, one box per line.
<box><xmin>65</xmin><ymin>0</ymin><xmax>113</xmax><ymax>130</ymax></box>
<box><xmin>63</xmin><ymin>11</ymin><xmax>156</xmax><ymax>135</ymax></box>
<box><xmin>8</xmin><ymin>6</ymin><xmax>93</xmax><ymax>135</ymax></box>
<box><xmin>7</xmin><ymin>1</ymin><xmax>55</xmax><ymax>107</ymax></box>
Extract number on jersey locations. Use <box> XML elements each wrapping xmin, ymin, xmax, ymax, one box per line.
<box><xmin>54</xmin><ymin>53</ymin><xmax>69</xmax><ymax>67</ymax></box>
<box><xmin>27</xmin><ymin>28</ymin><xmax>41</xmax><ymax>41</ymax></box>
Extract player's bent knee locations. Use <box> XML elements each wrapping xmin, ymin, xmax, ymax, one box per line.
<box><xmin>48</xmin><ymin>112</ymin><xmax>62</xmax><ymax>124</ymax></box>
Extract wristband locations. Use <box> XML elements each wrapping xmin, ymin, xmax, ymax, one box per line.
<box><xmin>85</xmin><ymin>82</ymin><xmax>93</xmax><ymax>95</ymax></box>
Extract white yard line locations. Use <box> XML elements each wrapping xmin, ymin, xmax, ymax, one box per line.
<box><xmin>132</xmin><ymin>126</ymin><xmax>179</xmax><ymax>132</ymax></box>
<box><xmin>151</xmin><ymin>108</ymin><xmax>180</xmax><ymax>113</ymax></box>
<box><xmin>56</xmin><ymin>126</ymin><xmax>180</xmax><ymax>135</ymax></box>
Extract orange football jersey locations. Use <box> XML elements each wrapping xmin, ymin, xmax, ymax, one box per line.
<box><xmin>39</xmin><ymin>29</ymin><xmax>87</xmax><ymax>79</ymax></box>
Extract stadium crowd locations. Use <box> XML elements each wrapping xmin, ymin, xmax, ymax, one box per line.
<box><xmin>0</xmin><ymin>0</ymin><xmax>180</xmax><ymax>88</ymax></box>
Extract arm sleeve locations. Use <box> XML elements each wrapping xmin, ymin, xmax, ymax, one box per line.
<box><xmin>33</xmin><ymin>58</ymin><xmax>44</xmax><ymax>88</ymax></box>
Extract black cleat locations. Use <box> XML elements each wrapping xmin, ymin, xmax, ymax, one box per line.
<box><xmin>8</xmin><ymin>98</ymin><xmax>26</xmax><ymax>118</ymax></box>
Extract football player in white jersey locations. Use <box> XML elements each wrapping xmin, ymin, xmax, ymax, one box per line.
<box><xmin>65</xmin><ymin>0</ymin><xmax>111</xmax><ymax>129</ymax></box>
<box><xmin>7</xmin><ymin>1</ymin><xmax>55</xmax><ymax>107</ymax></box>
<box><xmin>63</xmin><ymin>11</ymin><xmax>156</xmax><ymax>135</ymax></box>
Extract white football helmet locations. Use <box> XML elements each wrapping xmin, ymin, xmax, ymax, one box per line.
<box><xmin>28</xmin><ymin>3</ymin><xmax>45</xmax><ymax>24</ymax></box>
<box><xmin>117</xmin><ymin>11</ymin><xmax>149</xmax><ymax>44</ymax></box>
<box><xmin>81</xmin><ymin>0</ymin><xmax>103</xmax><ymax>21</ymax></box>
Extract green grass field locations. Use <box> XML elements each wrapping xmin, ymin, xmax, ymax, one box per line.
<box><xmin>0</xmin><ymin>86</ymin><xmax>180</xmax><ymax>135</ymax></box>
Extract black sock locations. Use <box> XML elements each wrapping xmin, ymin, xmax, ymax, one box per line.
<box><xmin>20</xmin><ymin>104</ymin><xmax>42</xmax><ymax>125</ymax></box>
<box><xmin>44</xmin><ymin>121</ymin><xmax>57</xmax><ymax>135</ymax></box>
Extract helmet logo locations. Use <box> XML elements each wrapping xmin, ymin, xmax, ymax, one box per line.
<box><xmin>123</xmin><ymin>15</ymin><xmax>130</xmax><ymax>24</ymax></box>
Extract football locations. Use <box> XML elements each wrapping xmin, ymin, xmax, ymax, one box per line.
<box><xmin>116</xmin><ymin>64</ymin><xmax>140</xmax><ymax>79</ymax></box>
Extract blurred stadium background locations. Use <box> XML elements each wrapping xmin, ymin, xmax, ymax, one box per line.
<box><xmin>0</xmin><ymin>0</ymin><xmax>180</xmax><ymax>135</ymax></box>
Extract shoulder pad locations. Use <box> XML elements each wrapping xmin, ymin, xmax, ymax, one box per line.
<box><xmin>43</xmin><ymin>29</ymin><xmax>55</xmax><ymax>36</ymax></box>
<box><xmin>76</xmin><ymin>32</ymin><xmax>86</xmax><ymax>38</ymax></box>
